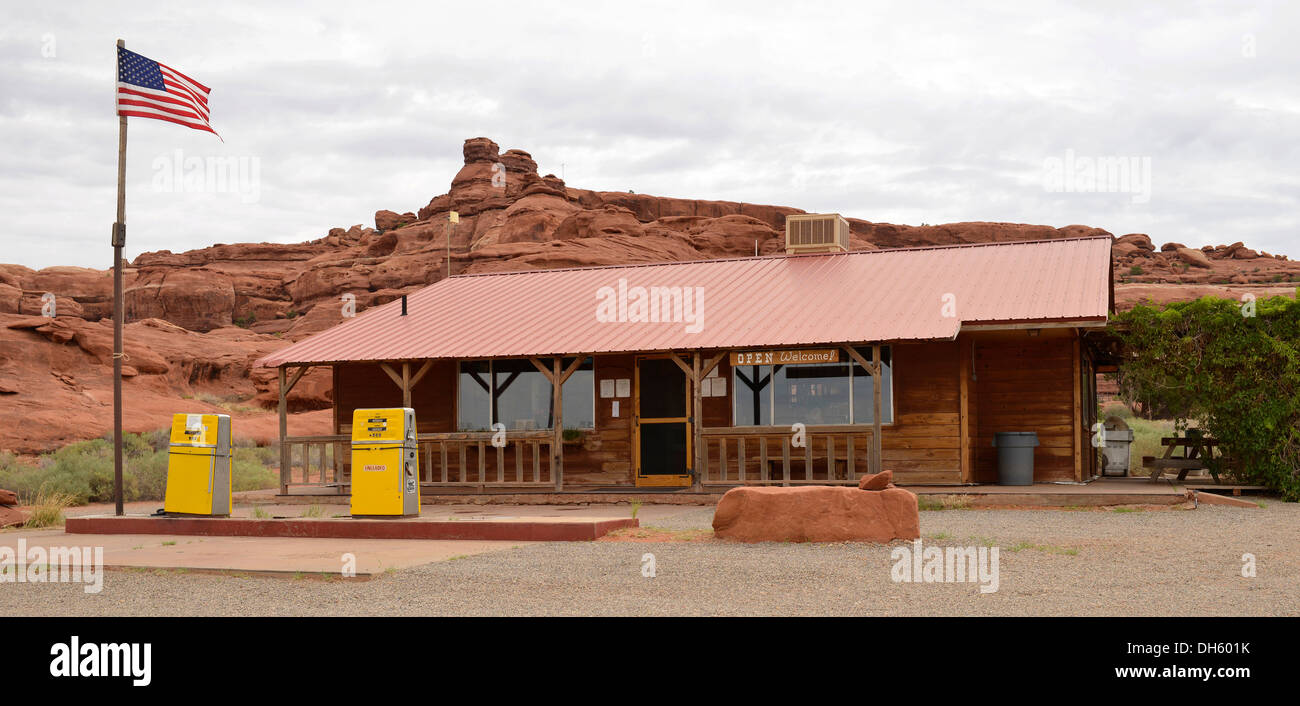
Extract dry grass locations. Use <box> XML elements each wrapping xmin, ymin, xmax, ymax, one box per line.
<box><xmin>24</xmin><ymin>487</ymin><xmax>76</xmax><ymax>528</ymax></box>
<box><xmin>917</xmin><ymin>494</ymin><xmax>973</xmax><ymax>511</ymax></box>
<box><xmin>300</xmin><ymin>504</ymin><xmax>327</xmax><ymax>518</ymax></box>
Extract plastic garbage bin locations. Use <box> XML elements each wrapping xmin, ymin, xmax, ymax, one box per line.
<box><xmin>992</xmin><ymin>431</ymin><xmax>1038</xmax><ymax>486</ymax></box>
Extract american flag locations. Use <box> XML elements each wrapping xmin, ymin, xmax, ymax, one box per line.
<box><xmin>116</xmin><ymin>46</ymin><xmax>218</xmax><ymax>136</ymax></box>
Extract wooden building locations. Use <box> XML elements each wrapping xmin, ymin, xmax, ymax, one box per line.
<box><xmin>257</xmin><ymin>223</ymin><xmax>1114</xmax><ymax>495</ymax></box>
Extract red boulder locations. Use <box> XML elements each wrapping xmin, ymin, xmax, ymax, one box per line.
<box><xmin>712</xmin><ymin>485</ymin><xmax>919</xmax><ymax>543</ymax></box>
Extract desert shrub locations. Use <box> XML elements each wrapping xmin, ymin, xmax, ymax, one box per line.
<box><xmin>231</xmin><ymin>447</ymin><xmax>278</xmax><ymax>491</ymax></box>
<box><xmin>0</xmin><ymin>431</ymin><xmax>279</xmax><ymax>505</ymax></box>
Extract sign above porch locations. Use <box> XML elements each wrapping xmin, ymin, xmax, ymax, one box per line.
<box><xmin>730</xmin><ymin>348</ymin><xmax>840</xmax><ymax>366</ymax></box>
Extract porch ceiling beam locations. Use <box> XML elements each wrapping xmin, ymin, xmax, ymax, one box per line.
<box><xmin>843</xmin><ymin>345</ymin><xmax>880</xmax><ymax>378</ymax></box>
<box><xmin>700</xmin><ymin>351</ymin><xmax>726</xmax><ymax>379</ymax></box>
<box><xmin>528</xmin><ymin>357</ymin><xmax>554</xmax><ymax>382</ymax></box>
<box><xmin>558</xmin><ymin>355</ymin><xmax>587</xmax><ymax>385</ymax></box>
<box><xmin>669</xmin><ymin>353</ymin><xmax>696</xmax><ymax>381</ymax></box>
<box><xmin>283</xmin><ymin>364</ymin><xmax>310</xmax><ymax>395</ymax></box>
<box><xmin>379</xmin><ymin>362</ymin><xmax>404</xmax><ymax>389</ymax></box>
<box><xmin>408</xmin><ymin>360</ymin><xmax>435</xmax><ymax>388</ymax></box>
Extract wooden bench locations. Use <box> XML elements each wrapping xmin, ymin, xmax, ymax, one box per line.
<box><xmin>1144</xmin><ymin>435</ymin><xmax>1225</xmax><ymax>484</ymax></box>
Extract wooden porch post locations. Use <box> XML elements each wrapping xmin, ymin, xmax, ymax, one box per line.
<box><xmin>1072</xmin><ymin>333</ymin><xmax>1083</xmax><ymax>482</ymax></box>
<box><xmin>692</xmin><ymin>351</ymin><xmax>703</xmax><ymax>491</ymax></box>
<box><xmin>959</xmin><ymin>337</ymin><xmax>973</xmax><ymax>483</ymax></box>
<box><xmin>277</xmin><ymin>365</ymin><xmax>310</xmax><ymax>495</ymax></box>
<box><xmin>872</xmin><ymin>344</ymin><xmax>883</xmax><ymax>476</ymax></box>
<box><xmin>402</xmin><ymin>362</ymin><xmax>411</xmax><ymax>408</ymax></box>
<box><xmin>552</xmin><ymin>356</ymin><xmax>563</xmax><ymax>491</ymax></box>
<box><xmin>531</xmin><ymin>356</ymin><xmax>585</xmax><ymax>492</ymax></box>
<box><xmin>278</xmin><ymin>366</ymin><xmax>288</xmax><ymax>495</ymax></box>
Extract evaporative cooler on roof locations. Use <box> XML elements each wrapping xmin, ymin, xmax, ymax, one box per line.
<box><xmin>784</xmin><ymin>213</ymin><xmax>850</xmax><ymax>254</ymax></box>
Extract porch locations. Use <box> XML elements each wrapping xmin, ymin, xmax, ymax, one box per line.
<box><xmin>273</xmin><ymin>342</ymin><xmax>896</xmax><ymax>496</ymax></box>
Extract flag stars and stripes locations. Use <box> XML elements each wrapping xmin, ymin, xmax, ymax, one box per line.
<box><xmin>115</xmin><ymin>46</ymin><xmax>218</xmax><ymax>137</ymax></box>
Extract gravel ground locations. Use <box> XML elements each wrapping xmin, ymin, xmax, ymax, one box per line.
<box><xmin>3</xmin><ymin>502</ymin><xmax>1297</xmax><ymax>616</ymax></box>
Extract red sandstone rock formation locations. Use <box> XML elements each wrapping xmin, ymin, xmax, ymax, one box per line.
<box><xmin>1</xmin><ymin>136</ymin><xmax>1296</xmax><ymax>452</ymax></box>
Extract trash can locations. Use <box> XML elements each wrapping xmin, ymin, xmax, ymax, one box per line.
<box><xmin>992</xmin><ymin>431</ymin><xmax>1038</xmax><ymax>486</ymax></box>
<box><xmin>1100</xmin><ymin>416</ymin><xmax>1134</xmax><ymax>477</ymax></box>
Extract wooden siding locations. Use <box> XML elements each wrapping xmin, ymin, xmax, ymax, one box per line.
<box><xmin>564</xmin><ymin>354</ymin><xmax>635</xmax><ymax>486</ymax></box>
<box><xmin>333</xmin><ymin>361</ymin><xmax>455</xmax><ymax>436</ymax></box>
<box><xmin>882</xmin><ymin>341</ymin><xmax>963</xmax><ymax>484</ymax></box>
<box><xmin>972</xmin><ymin>333</ymin><xmax>1078</xmax><ymax>482</ymax></box>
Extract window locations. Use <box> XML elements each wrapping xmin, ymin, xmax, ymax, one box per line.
<box><xmin>733</xmin><ymin>364</ymin><xmax>771</xmax><ymax>426</ymax></box>
<box><xmin>561</xmin><ymin>359</ymin><xmax>596</xmax><ymax>429</ymax></box>
<box><xmin>732</xmin><ymin>347</ymin><xmax>892</xmax><ymax>426</ymax></box>
<box><xmin>773</xmin><ymin>362</ymin><xmax>851</xmax><ymax>425</ymax></box>
<box><xmin>457</xmin><ymin>358</ymin><xmax>594</xmax><ymax>431</ymax></box>
<box><xmin>458</xmin><ymin>361</ymin><xmax>491</xmax><ymax>431</ymax></box>
<box><xmin>850</xmin><ymin>347</ymin><xmax>893</xmax><ymax>424</ymax></box>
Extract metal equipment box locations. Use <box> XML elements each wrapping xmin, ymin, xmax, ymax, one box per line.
<box><xmin>785</xmin><ymin>213</ymin><xmax>850</xmax><ymax>254</ymax></box>
<box><xmin>163</xmin><ymin>413</ymin><xmax>232</xmax><ymax>516</ymax></box>
<box><xmin>350</xmin><ymin>407</ymin><xmax>420</xmax><ymax>517</ymax></box>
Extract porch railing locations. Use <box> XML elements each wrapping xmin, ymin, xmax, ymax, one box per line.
<box><xmin>280</xmin><ymin>434</ymin><xmax>348</xmax><ymax>492</ymax></box>
<box><xmin>280</xmin><ymin>432</ymin><xmax>557</xmax><ymax>493</ymax></box>
<box><xmin>699</xmin><ymin>427</ymin><xmax>877</xmax><ymax>486</ymax></box>
<box><xmin>417</xmin><ymin>431</ymin><xmax>555</xmax><ymax>487</ymax></box>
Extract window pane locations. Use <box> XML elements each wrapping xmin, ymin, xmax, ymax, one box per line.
<box><xmin>457</xmin><ymin>361</ymin><xmax>491</xmax><ymax>431</ymax></box>
<box><xmin>851</xmin><ymin>346</ymin><xmax>893</xmax><ymax>424</ymax></box>
<box><xmin>561</xmin><ymin>357</ymin><xmax>595</xmax><ymax>429</ymax></box>
<box><xmin>493</xmin><ymin>359</ymin><xmax>552</xmax><ymax>431</ymax></box>
<box><xmin>732</xmin><ymin>365</ymin><xmax>771</xmax><ymax>426</ymax></box>
<box><xmin>772</xmin><ymin>362</ymin><xmax>851</xmax><ymax>426</ymax></box>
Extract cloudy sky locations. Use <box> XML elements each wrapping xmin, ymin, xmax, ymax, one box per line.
<box><xmin>2</xmin><ymin>1</ymin><xmax>1297</xmax><ymax>270</ymax></box>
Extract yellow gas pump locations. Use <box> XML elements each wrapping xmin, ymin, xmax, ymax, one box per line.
<box><xmin>162</xmin><ymin>413</ymin><xmax>232</xmax><ymax>516</ymax></box>
<box><xmin>350</xmin><ymin>408</ymin><xmax>420</xmax><ymax>517</ymax></box>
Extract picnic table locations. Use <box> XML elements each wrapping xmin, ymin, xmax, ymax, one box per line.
<box><xmin>1143</xmin><ymin>434</ymin><xmax>1227</xmax><ymax>484</ymax></box>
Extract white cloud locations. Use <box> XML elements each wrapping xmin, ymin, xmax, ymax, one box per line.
<box><xmin>1</xmin><ymin>0</ymin><xmax>1297</xmax><ymax>269</ymax></box>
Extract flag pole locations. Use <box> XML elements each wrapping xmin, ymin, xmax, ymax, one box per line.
<box><xmin>113</xmin><ymin>38</ymin><xmax>128</xmax><ymax>517</ymax></box>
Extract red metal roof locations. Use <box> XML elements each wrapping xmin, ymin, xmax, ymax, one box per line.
<box><xmin>256</xmin><ymin>236</ymin><xmax>1113</xmax><ymax>367</ymax></box>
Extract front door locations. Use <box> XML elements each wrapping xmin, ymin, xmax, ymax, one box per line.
<box><xmin>635</xmin><ymin>357</ymin><xmax>692</xmax><ymax>487</ymax></box>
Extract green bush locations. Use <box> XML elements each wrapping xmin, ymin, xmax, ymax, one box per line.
<box><xmin>231</xmin><ymin>447</ymin><xmax>278</xmax><ymax>491</ymax></box>
<box><xmin>0</xmin><ymin>430</ymin><xmax>279</xmax><ymax>505</ymax></box>
<box><xmin>1112</xmin><ymin>292</ymin><xmax>1300</xmax><ymax>498</ymax></box>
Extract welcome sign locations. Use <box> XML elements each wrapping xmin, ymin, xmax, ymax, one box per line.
<box><xmin>729</xmin><ymin>349</ymin><xmax>840</xmax><ymax>366</ymax></box>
